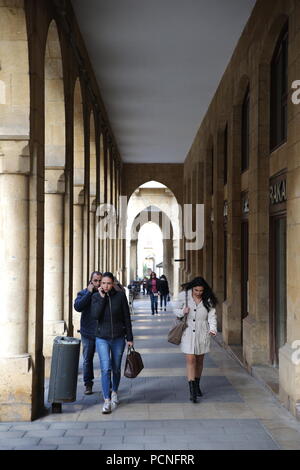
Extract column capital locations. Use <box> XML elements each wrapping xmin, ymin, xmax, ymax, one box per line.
<box><xmin>0</xmin><ymin>139</ymin><xmax>30</xmax><ymax>175</ymax></box>
<box><xmin>45</xmin><ymin>167</ymin><xmax>65</xmax><ymax>194</ymax></box>
<box><xmin>73</xmin><ymin>185</ymin><xmax>85</xmax><ymax>205</ymax></box>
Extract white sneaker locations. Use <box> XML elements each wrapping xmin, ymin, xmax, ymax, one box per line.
<box><xmin>102</xmin><ymin>399</ymin><xmax>111</xmax><ymax>414</ymax></box>
<box><xmin>111</xmin><ymin>391</ymin><xmax>119</xmax><ymax>408</ymax></box>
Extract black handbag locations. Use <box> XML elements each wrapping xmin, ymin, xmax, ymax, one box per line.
<box><xmin>124</xmin><ymin>346</ymin><xmax>144</xmax><ymax>378</ymax></box>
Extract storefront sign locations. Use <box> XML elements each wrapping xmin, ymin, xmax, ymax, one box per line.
<box><xmin>269</xmin><ymin>179</ymin><xmax>287</xmax><ymax>205</ymax></box>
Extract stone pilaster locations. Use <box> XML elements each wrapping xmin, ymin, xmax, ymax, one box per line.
<box><xmin>222</xmin><ymin>108</ymin><xmax>242</xmax><ymax>345</ymax></box>
<box><xmin>279</xmin><ymin>39</ymin><xmax>300</xmax><ymax>417</ymax></box>
<box><xmin>243</xmin><ymin>63</ymin><xmax>270</xmax><ymax>367</ymax></box>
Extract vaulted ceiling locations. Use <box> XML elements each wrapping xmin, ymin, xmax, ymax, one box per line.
<box><xmin>72</xmin><ymin>0</ymin><xmax>256</xmax><ymax>163</ymax></box>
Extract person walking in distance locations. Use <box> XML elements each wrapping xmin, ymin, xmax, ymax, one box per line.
<box><xmin>91</xmin><ymin>272</ymin><xmax>133</xmax><ymax>414</ymax></box>
<box><xmin>147</xmin><ymin>272</ymin><xmax>161</xmax><ymax>315</ymax></box>
<box><xmin>74</xmin><ymin>271</ymin><xmax>102</xmax><ymax>395</ymax></box>
<box><xmin>159</xmin><ymin>274</ymin><xmax>169</xmax><ymax>311</ymax></box>
<box><xmin>173</xmin><ymin>277</ymin><xmax>217</xmax><ymax>403</ymax></box>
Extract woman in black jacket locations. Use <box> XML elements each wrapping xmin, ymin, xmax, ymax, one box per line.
<box><xmin>91</xmin><ymin>272</ymin><xmax>133</xmax><ymax>414</ymax></box>
<box><xmin>159</xmin><ymin>274</ymin><xmax>169</xmax><ymax>311</ymax></box>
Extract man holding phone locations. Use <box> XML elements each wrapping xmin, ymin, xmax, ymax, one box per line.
<box><xmin>74</xmin><ymin>271</ymin><xmax>102</xmax><ymax>395</ymax></box>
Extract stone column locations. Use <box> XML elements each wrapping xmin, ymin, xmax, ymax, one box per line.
<box><xmin>73</xmin><ymin>186</ymin><xmax>84</xmax><ymax>338</ymax></box>
<box><xmin>163</xmin><ymin>238</ymin><xmax>173</xmax><ymax>295</ymax></box>
<box><xmin>0</xmin><ymin>139</ymin><xmax>33</xmax><ymax>421</ymax></box>
<box><xmin>130</xmin><ymin>240</ymin><xmax>138</xmax><ymax>281</ymax></box>
<box><xmin>89</xmin><ymin>197</ymin><xmax>96</xmax><ymax>275</ymax></box>
<box><xmin>43</xmin><ymin>169</ymin><xmax>66</xmax><ymax>375</ymax></box>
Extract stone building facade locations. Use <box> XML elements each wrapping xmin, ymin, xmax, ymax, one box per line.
<box><xmin>0</xmin><ymin>0</ymin><xmax>299</xmax><ymax>421</ymax></box>
<box><xmin>183</xmin><ymin>0</ymin><xmax>300</xmax><ymax>419</ymax></box>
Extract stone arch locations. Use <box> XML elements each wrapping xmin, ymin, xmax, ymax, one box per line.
<box><xmin>126</xmin><ymin>182</ymin><xmax>181</xmax><ymax>295</ymax></box>
<box><xmin>260</xmin><ymin>14</ymin><xmax>289</xmax><ymax>65</ymax></box>
<box><xmin>122</xmin><ymin>164</ymin><xmax>184</xmax><ymax>206</ymax></box>
<box><xmin>128</xmin><ymin>205</ymin><xmax>178</xmax><ymax>296</ymax></box>
<box><xmin>44</xmin><ymin>20</ymin><xmax>65</xmax><ymax>168</ymax></box>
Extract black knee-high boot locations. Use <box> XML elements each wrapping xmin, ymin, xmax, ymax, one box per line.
<box><xmin>188</xmin><ymin>381</ymin><xmax>198</xmax><ymax>403</ymax></box>
<box><xmin>195</xmin><ymin>377</ymin><xmax>203</xmax><ymax>397</ymax></box>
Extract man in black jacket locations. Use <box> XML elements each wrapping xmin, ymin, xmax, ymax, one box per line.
<box><xmin>91</xmin><ymin>272</ymin><xmax>133</xmax><ymax>414</ymax></box>
<box><xmin>74</xmin><ymin>271</ymin><xmax>102</xmax><ymax>395</ymax></box>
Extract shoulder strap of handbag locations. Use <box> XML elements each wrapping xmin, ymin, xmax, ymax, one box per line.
<box><xmin>185</xmin><ymin>289</ymin><xmax>188</xmax><ymax>307</ymax></box>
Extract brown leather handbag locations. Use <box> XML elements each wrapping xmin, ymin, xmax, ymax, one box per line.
<box><xmin>167</xmin><ymin>290</ymin><xmax>188</xmax><ymax>345</ymax></box>
<box><xmin>124</xmin><ymin>345</ymin><xmax>144</xmax><ymax>378</ymax></box>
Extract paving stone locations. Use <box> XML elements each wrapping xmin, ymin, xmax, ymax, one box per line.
<box><xmin>39</xmin><ymin>437</ymin><xmax>82</xmax><ymax>446</ymax></box>
<box><xmin>25</xmin><ymin>430</ymin><xmax>66</xmax><ymax>438</ymax></box>
<box><xmin>57</xmin><ymin>444</ymin><xmax>101</xmax><ymax>450</ymax></box>
<box><xmin>0</xmin><ymin>431</ymin><xmax>25</xmax><ymax>438</ymax></box>
<box><xmin>81</xmin><ymin>436</ymin><xmax>123</xmax><ymax>445</ymax></box>
<box><xmin>48</xmin><ymin>422</ymin><xmax>88</xmax><ymax>429</ymax></box>
<box><xmin>0</xmin><ymin>438</ymin><xmax>40</xmax><ymax>447</ymax></box>
<box><xmin>101</xmin><ymin>443</ymin><xmax>145</xmax><ymax>450</ymax></box>
<box><xmin>88</xmin><ymin>421</ymin><xmax>126</xmax><ymax>429</ymax></box>
<box><xmin>13</xmin><ymin>445</ymin><xmax>58</xmax><ymax>450</ymax></box>
<box><xmin>124</xmin><ymin>435</ymin><xmax>166</xmax><ymax>444</ymax></box>
<box><xmin>0</xmin><ymin>425</ymin><xmax>12</xmax><ymax>432</ymax></box>
<box><xmin>11</xmin><ymin>424</ymin><xmax>50</xmax><ymax>431</ymax></box>
<box><xmin>104</xmin><ymin>428</ymin><xmax>145</xmax><ymax>436</ymax></box>
<box><xmin>64</xmin><ymin>429</ymin><xmax>105</xmax><ymax>437</ymax></box>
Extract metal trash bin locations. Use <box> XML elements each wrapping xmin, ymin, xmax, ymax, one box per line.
<box><xmin>48</xmin><ymin>336</ymin><xmax>81</xmax><ymax>413</ymax></box>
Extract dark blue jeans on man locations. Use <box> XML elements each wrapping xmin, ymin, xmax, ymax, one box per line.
<box><xmin>81</xmin><ymin>335</ymin><xmax>96</xmax><ymax>387</ymax></box>
<box><xmin>96</xmin><ymin>337</ymin><xmax>126</xmax><ymax>399</ymax></box>
<box><xmin>150</xmin><ymin>292</ymin><xmax>158</xmax><ymax>314</ymax></box>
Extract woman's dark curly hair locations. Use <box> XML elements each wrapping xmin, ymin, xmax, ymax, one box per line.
<box><xmin>181</xmin><ymin>276</ymin><xmax>218</xmax><ymax>312</ymax></box>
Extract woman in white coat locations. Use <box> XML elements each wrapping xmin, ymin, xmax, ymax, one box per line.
<box><xmin>174</xmin><ymin>277</ymin><xmax>217</xmax><ymax>403</ymax></box>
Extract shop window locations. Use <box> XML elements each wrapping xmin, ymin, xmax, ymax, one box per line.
<box><xmin>224</xmin><ymin>124</ymin><xmax>228</xmax><ymax>185</ymax></box>
<box><xmin>241</xmin><ymin>86</ymin><xmax>250</xmax><ymax>172</ymax></box>
<box><xmin>270</xmin><ymin>22</ymin><xmax>288</xmax><ymax>151</ymax></box>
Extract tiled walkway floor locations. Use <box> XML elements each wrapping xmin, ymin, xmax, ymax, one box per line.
<box><xmin>1</xmin><ymin>295</ymin><xmax>300</xmax><ymax>450</ymax></box>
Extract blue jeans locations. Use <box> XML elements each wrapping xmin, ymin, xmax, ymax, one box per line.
<box><xmin>96</xmin><ymin>337</ymin><xmax>126</xmax><ymax>399</ymax></box>
<box><xmin>81</xmin><ymin>335</ymin><xmax>96</xmax><ymax>386</ymax></box>
<box><xmin>150</xmin><ymin>293</ymin><xmax>158</xmax><ymax>313</ymax></box>
<box><xmin>160</xmin><ymin>294</ymin><xmax>167</xmax><ymax>308</ymax></box>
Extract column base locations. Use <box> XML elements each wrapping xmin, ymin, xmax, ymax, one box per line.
<box><xmin>222</xmin><ymin>301</ymin><xmax>242</xmax><ymax>345</ymax></box>
<box><xmin>279</xmin><ymin>343</ymin><xmax>300</xmax><ymax>420</ymax></box>
<box><xmin>0</xmin><ymin>354</ymin><xmax>33</xmax><ymax>421</ymax></box>
<box><xmin>242</xmin><ymin>314</ymin><xmax>270</xmax><ymax>370</ymax></box>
